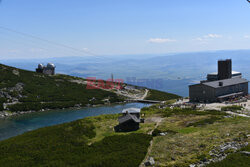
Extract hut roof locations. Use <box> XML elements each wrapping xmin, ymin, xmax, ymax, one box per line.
<box><xmin>122</xmin><ymin>108</ymin><xmax>141</xmax><ymax>114</ymax></box>
<box><xmin>118</xmin><ymin>113</ymin><xmax>140</xmax><ymax>124</ymax></box>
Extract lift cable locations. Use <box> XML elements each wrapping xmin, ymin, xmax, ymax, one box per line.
<box><xmin>0</xmin><ymin>25</ymin><xmax>103</xmax><ymax>59</ymax></box>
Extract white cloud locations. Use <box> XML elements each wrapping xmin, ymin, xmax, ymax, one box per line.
<box><xmin>29</xmin><ymin>48</ymin><xmax>44</xmax><ymax>53</ymax></box>
<box><xmin>244</xmin><ymin>35</ymin><xmax>250</xmax><ymax>39</ymax></box>
<box><xmin>82</xmin><ymin>48</ymin><xmax>89</xmax><ymax>51</ymax></box>
<box><xmin>195</xmin><ymin>34</ymin><xmax>222</xmax><ymax>41</ymax></box>
<box><xmin>148</xmin><ymin>38</ymin><xmax>176</xmax><ymax>43</ymax></box>
<box><xmin>195</xmin><ymin>37</ymin><xmax>203</xmax><ymax>41</ymax></box>
<box><xmin>8</xmin><ymin>49</ymin><xmax>20</xmax><ymax>53</ymax></box>
<box><xmin>204</xmin><ymin>34</ymin><xmax>222</xmax><ymax>39</ymax></box>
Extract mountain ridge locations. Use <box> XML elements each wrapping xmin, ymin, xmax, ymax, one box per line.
<box><xmin>0</xmin><ymin>63</ymin><xmax>180</xmax><ymax>117</ymax></box>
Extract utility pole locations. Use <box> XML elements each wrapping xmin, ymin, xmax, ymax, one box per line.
<box><xmin>111</xmin><ymin>73</ymin><xmax>114</xmax><ymax>82</ymax></box>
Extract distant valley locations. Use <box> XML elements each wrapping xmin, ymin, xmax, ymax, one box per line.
<box><xmin>1</xmin><ymin>50</ymin><xmax>250</xmax><ymax>97</ymax></box>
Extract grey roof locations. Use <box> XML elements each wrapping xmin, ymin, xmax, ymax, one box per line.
<box><xmin>122</xmin><ymin>108</ymin><xmax>140</xmax><ymax>114</ymax></box>
<box><xmin>118</xmin><ymin>113</ymin><xmax>140</xmax><ymax>124</ymax></box>
<box><xmin>202</xmin><ymin>77</ymin><xmax>248</xmax><ymax>88</ymax></box>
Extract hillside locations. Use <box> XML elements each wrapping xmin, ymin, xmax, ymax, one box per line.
<box><xmin>0</xmin><ymin>64</ymin><xmax>180</xmax><ymax>116</ymax></box>
<box><xmin>0</xmin><ymin>115</ymin><xmax>152</xmax><ymax>167</ymax></box>
<box><xmin>0</xmin><ymin>104</ymin><xmax>249</xmax><ymax>166</ymax></box>
<box><xmin>145</xmin><ymin>89</ymin><xmax>180</xmax><ymax>101</ymax></box>
<box><xmin>0</xmin><ymin>64</ymin><xmax>125</xmax><ymax>115</ymax></box>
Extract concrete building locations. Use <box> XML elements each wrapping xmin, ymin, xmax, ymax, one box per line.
<box><xmin>189</xmin><ymin>59</ymin><xmax>248</xmax><ymax>103</ymax></box>
<box><xmin>207</xmin><ymin>71</ymin><xmax>242</xmax><ymax>81</ymax></box>
<box><xmin>36</xmin><ymin>63</ymin><xmax>55</xmax><ymax>75</ymax></box>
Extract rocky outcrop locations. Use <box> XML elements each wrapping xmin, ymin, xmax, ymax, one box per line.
<box><xmin>0</xmin><ymin>83</ymin><xmax>24</xmax><ymax>112</ymax></box>
<box><xmin>144</xmin><ymin>157</ymin><xmax>155</xmax><ymax>166</ymax></box>
<box><xmin>189</xmin><ymin>141</ymin><xmax>248</xmax><ymax>167</ymax></box>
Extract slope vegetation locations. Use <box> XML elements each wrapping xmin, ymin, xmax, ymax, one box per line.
<box><xmin>0</xmin><ymin>64</ymin><xmax>123</xmax><ymax>113</ymax></box>
<box><xmin>0</xmin><ymin>64</ymin><xmax>180</xmax><ymax>114</ymax></box>
<box><xmin>0</xmin><ymin>115</ymin><xmax>152</xmax><ymax>167</ymax></box>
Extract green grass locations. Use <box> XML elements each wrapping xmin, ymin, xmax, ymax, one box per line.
<box><xmin>187</xmin><ymin>116</ymin><xmax>222</xmax><ymax>127</ymax></box>
<box><xmin>0</xmin><ymin>104</ymin><xmax>249</xmax><ymax>167</ymax></box>
<box><xmin>162</xmin><ymin>108</ymin><xmax>228</xmax><ymax>117</ymax></box>
<box><xmin>145</xmin><ymin>89</ymin><xmax>181</xmax><ymax>101</ymax></box>
<box><xmin>142</xmin><ymin>105</ymin><xmax>249</xmax><ymax>167</ymax></box>
<box><xmin>221</xmin><ymin>105</ymin><xmax>243</xmax><ymax>112</ymax></box>
<box><xmin>177</xmin><ymin>127</ymin><xmax>200</xmax><ymax>134</ymax></box>
<box><xmin>0</xmin><ymin>64</ymin><xmax>180</xmax><ymax>112</ymax></box>
<box><xmin>0</xmin><ymin>116</ymin><xmax>152</xmax><ymax>167</ymax></box>
<box><xmin>150</xmin><ymin>115</ymin><xmax>249</xmax><ymax>166</ymax></box>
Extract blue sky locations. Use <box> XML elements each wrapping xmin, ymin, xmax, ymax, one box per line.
<box><xmin>0</xmin><ymin>0</ymin><xmax>250</xmax><ymax>59</ymax></box>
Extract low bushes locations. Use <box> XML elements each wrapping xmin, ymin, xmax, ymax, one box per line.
<box><xmin>0</xmin><ymin>98</ymin><xmax>7</xmax><ymax>111</ymax></box>
<box><xmin>0</xmin><ymin>103</ymin><xmax>3</xmax><ymax>111</ymax></box>
<box><xmin>0</xmin><ymin>117</ymin><xmax>152</xmax><ymax>167</ymax></box>
<box><xmin>162</xmin><ymin>108</ymin><xmax>228</xmax><ymax>117</ymax></box>
<box><xmin>146</xmin><ymin>89</ymin><xmax>180</xmax><ymax>101</ymax></box>
<box><xmin>152</xmin><ymin>128</ymin><xmax>162</xmax><ymax>136</ymax></box>
<box><xmin>8</xmin><ymin>101</ymin><xmax>77</xmax><ymax>112</ymax></box>
<box><xmin>141</xmin><ymin>106</ymin><xmax>228</xmax><ymax>118</ymax></box>
<box><xmin>0</xmin><ymin>64</ymin><xmax>123</xmax><ymax>112</ymax></box>
<box><xmin>221</xmin><ymin>105</ymin><xmax>243</xmax><ymax>112</ymax></box>
<box><xmin>187</xmin><ymin>116</ymin><xmax>222</xmax><ymax>127</ymax></box>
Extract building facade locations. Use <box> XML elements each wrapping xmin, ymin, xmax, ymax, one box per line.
<box><xmin>189</xmin><ymin>59</ymin><xmax>249</xmax><ymax>103</ymax></box>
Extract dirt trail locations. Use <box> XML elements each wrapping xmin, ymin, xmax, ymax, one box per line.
<box><xmin>140</xmin><ymin>117</ymin><xmax>164</xmax><ymax>167</ymax></box>
<box><xmin>141</xmin><ymin>89</ymin><xmax>149</xmax><ymax>100</ymax></box>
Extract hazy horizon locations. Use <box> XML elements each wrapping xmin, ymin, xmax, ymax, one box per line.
<box><xmin>1</xmin><ymin>49</ymin><xmax>250</xmax><ymax>97</ymax></box>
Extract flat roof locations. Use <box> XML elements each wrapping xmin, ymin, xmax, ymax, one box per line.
<box><xmin>208</xmin><ymin>71</ymin><xmax>241</xmax><ymax>75</ymax></box>
<box><xmin>203</xmin><ymin>77</ymin><xmax>248</xmax><ymax>88</ymax></box>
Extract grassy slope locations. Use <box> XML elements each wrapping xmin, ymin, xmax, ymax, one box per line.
<box><xmin>141</xmin><ymin>106</ymin><xmax>250</xmax><ymax>167</ymax></box>
<box><xmin>0</xmin><ymin>64</ymin><xmax>180</xmax><ymax>112</ymax></box>
<box><xmin>0</xmin><ymin>64</ymin><xmax>123</xmax><ymax>112</ymax></box>
<box><xmin>146</xmin><ymin>89</ymin><xmax>181</xmax><ymax>101</ymax></box>
<box><xmin>0</xmin><ymin>115</ymin><xmax>152</xmax><ymax>167</ymax></box>
<box><xmin>0</xmin><ymin>105</ymin><xmax>249</xmax><ymax>166</ymax></box>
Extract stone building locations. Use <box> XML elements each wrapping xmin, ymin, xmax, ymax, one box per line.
<box><xmin>189</xmin><ymin>59</ymin><xmax>248</xmax><ymax>103</ymax></box>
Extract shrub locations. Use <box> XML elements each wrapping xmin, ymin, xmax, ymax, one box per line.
<box><xmin>0</xmin><ymin>118</ymin><xmax>152</xmax><ymax>167</ymax></box>
<box><xmin>146</xmin><ymin>89</ymin><xmax>181</xmax><ymax>101</ymax></box>
<box><xmin>187</xmin><ymin>116</ymin><xmax>222</xmax><ymax>127</ymax></box>
<box><xmin>0</xmin><ymin>98</ymin><xmax>7</xmax><ymax>111</ymax></box>
<box><xmin>221</xmin><ymin>105</ymin><xmax>243</xmax><ymax>112</ymax></box>
<box><xmin>0</xmin><ymin>64</ymin><xmax>123</xmax><ymax>112</ymax></box>
<box><xmin>162</xmin><ymin>108</ymin><xmax>228</xmax><ymax>117</ymax></box>
<box><xmin>0</xmin><ymin>103</ymin><xmax>3</xmax><ymax>111</ymax></box>
<box><xmin>152</xmin><ymin>129</ymin><xmax>162</xmax><ymax>136</ymax></box>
